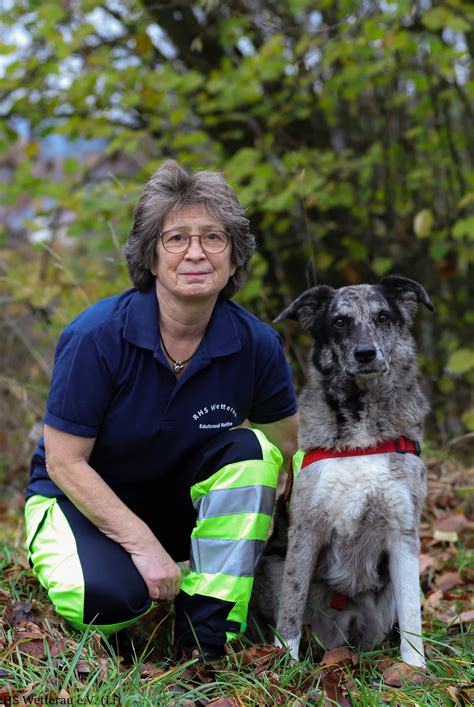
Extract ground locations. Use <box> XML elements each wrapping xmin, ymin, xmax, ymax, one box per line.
<box><xmin>0</xmin><ymin>451</ymin><xmax>472</xmax><ymax>706</ymax></box>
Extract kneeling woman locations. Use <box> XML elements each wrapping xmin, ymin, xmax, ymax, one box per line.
<box><xmin>25</xmin><ymin>160</ymin><xmax>298</xmax><ymax>659</ymax></box>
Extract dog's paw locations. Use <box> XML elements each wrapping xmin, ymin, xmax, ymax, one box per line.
<box><xmin>274</xmin><ymin>636</ymin><xmax>300</xmax><ymax>661</ymax></box>
<box><xmin>400</xmin><ymin>648</ymin><xmax>426</xmax><ymax>669</ymax></box>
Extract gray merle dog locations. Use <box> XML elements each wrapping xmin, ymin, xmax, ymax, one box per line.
<box><xmin>251</xmin><ymin>276</ymin><xmax>434</xmax><ymax>667</ymax></box>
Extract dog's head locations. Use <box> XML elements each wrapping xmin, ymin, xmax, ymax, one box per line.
<box><xmin>275</xmin><ymin>276</ymin><xmax>434</xmax><ymax>379</ymax></box>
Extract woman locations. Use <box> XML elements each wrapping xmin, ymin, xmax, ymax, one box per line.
<box><xmin>25</xmin><ymin>160</ymin><xmax>298</xmax><ymax>660</ymax></box>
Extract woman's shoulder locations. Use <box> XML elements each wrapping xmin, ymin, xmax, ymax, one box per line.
<box><xmin>64</xmin><ymin>288</ymin><xmax>137</xmax><ymax>337</ymax></box>
<box><xmin>225</xmin><ymin>299</ymin><xmax>281</xmax><ymax>345</ymax></box>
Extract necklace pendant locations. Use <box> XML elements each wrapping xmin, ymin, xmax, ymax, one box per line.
<box><xmin>173</xmin><ymin>360</ymin><xmax>185</xmax><ymax>373</ymax></box>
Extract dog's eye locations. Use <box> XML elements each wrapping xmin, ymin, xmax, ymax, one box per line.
<box><xmin>378</xmin><ymin>312</ymin><xmax>390</xmax><ymax>324</ymax></box>
<box><xmin>333</xmin><ymin>317</ymin><xmax>347</xmax><ymax>328</ymax></box>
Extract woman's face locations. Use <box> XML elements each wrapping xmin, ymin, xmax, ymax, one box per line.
<box><xmin>152</xmin><ymin>204</ymin><xmax>236</xmax><ymax>303</ymax></box>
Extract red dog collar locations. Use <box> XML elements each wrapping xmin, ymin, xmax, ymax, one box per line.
<box><xmin>284</xmin><ymin>436</ymin><xmax>421</xmax><ymax>504</ymax></box>
<box><xmin>301</xmin><ymin>435</ymin><xmax>421</xmax><ymax>469</ymax></box>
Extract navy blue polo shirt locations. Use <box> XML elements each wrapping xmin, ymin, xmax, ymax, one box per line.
<box><xmin>27</xmin><ymin>287</ymin><xmax>297</xmax><ymax>500</ymax></box>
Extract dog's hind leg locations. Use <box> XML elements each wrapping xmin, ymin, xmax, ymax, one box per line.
<box><xmin>389</xmin><ymin>534</ymin><xmax>425</xmax><ymax>667</ymax></box>
<box><xmin>275</xmin><ymin>523</ymin><xmax>321</xmax><ymax>660</ymax></box>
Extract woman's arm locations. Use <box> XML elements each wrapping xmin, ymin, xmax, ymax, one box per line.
<box><xmin>44</xmin><ymin>424</ymin><xmax>181</xmax><ymax>600</ymax></box>
<box><xmin>250</xmin><ymin>412</ymin><xmax>299</xmax><ymax>465</ymax></box>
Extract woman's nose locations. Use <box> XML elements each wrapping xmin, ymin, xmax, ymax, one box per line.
<box><xmin>185</xmin><ymin>236</ymin><xmax>206</xmax><ymax>257</ymax></box>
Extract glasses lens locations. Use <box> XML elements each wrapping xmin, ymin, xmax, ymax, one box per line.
<box><xmin>162</xmin><ymin>232</ymin><xmax>189</xmax><ymax>253</ymax></box>
<box><xmin>160</xmin><ymin>231</ymin><xmax>229</xmax><ymax>253</ymax></box>
<box><xmin>202</xmin><ymin>231</ymin><xmax>228</xmax><ymax>253</ymax></box>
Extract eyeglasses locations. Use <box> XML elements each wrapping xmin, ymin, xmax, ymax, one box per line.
<box><xmin>159</xmin><ymin>230</ymin><xmax>230</xmax><ymax>254</ymax></box>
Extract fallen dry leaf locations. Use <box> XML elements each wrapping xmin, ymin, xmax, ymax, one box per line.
<box><xmin>419</xmin><ymin>553</ymin><xmax>437</xmax><ymax>573</ymax></box>
<box><xmin>19</xmin><ymin>682</ymin><xmax>38</xmax><ymax>700</ymax></box>
<box><xmin>165</xmin><ymin>683</ymin><xmax>188</xmax><ymax>699</ymax></box>
<box><xmin>447</xmin><ymin>609</ymin><xmax>474</xmax><ymax>626</ymax></box>
<box><xmin>434</xmin><ymin>570</ymin><xmax>463</xmax><ymax>592</ymax></box>
<box><xmin>459</xmin><ymin>684</ymin><xmax>474</xmax><ymax>704</ymax></box>
<box><xmin>305</xmin><ymin>688</ymin><xmax>324</xmax><ymax>703</ymax></box>
<box><xmin>227</xmin><ymin>643</ymin><xmax>284</xmax><ymax>676</ymax></box>
<box><xmin>383</xmin><ymin>662</ymin><xmax>431</xmax><ymax>686</ymax></box>
<box><xmin>373</xmin><ymin>656</ymin><xmax>395</xmax><ymax>673</ymax></box>
<box><xmin>89</xmin><ymin>631</ymin><xmax>108</xmax><ymax>658</ymax></box>
<box><xmin>139</xmin><ymin>662</ymin><xmax>166</xmax><ymax>680</ymax></box>
<box><xmin>256</xmin><ymin>669</ymin><xmax>283</xmax><ymax>687</ymax></box>
<box><xmin>0</xmin><ymin>686</ymin><xmax>17</xmax><ymax>703</ymax></box>
<box><xmin>97</xmin><ymin>657</ymin><xmax>110</xmax><ymax>682</ymax></box>
<box><xmin>75</xmin><ymin>659</ymin><xmax>91</xmax><ymax>674</ymax></box>
<box><xmin>437</xmin><ymin>607</ymin><xmax>459</xmax><ymax>623</ymax></box>
<box><xmin>425</xmin><ymin>588</ymin><xmax>444</xmax><ymax>611</ymax></box>
<box><xmin>320</xmin><ymin>647</ymin><xmax>358</xmax><ymax>667</ymax></box>
<box><xmin>13</xmin><ymin>638</ymin><xmax>48</xmax><ymax>658</ymax></box>
<box><xmin>445</xmin><ymin>685</ymin><xmax>460</xmax><ymax>702</ymax></box>
<box><xmin>0</xmin><ymin>589</ymin><xmax>14</xmax><ymax>626</ymax></box>
<box><xmin>11</xmin><ymin>630</ymin><xmax>66</xmax><ymax>660</ymax></box>
<box><xmin>443</xmin><ymin>683</ymin><xmax>474</xmax><ymax>704</ymax></box>
<box><xmin>433</xmin><ymin>513</ymin><xmax>474</xmax><ymax>532</ymax></box>
<box><xmin>13</xmin><ymin>599</ymin><xmax>33</xmax><ymax>623</ymax></box>
<box><xmin>227</xmin><ymin>643</ymin><xmax>284</xmax><ymax>665</ymax></box>
<box><xmin>433</xmin><ymin>529</ymin><xmax>458</xmax><ymax>542</ymax></box>
<box><xmin>13</xmin><ymin>619</ymin><xmax>45</xmax><ymax>635</ymax></box>
<box><xmin>179</xmin><ymin>662</ymin><xmax>215</xmax><ymax>685</ymax></box>
<box><xmin>461</xmin><ymin>567</ymin><xmax>474</xmax><ymax>583</ymax></box>
<box><xmin>3</xmin><ymin>563</ymin><xmax>30</xmax><ymax>580</ymax></box>
<box><xmin>319</xmin><ymin>666</ymin><xmax>352</xmax><ymax>706</ymax></box>
<box><xmin>206</xmin><ymin>698</ymin><xmax>239</xmax><ymax>707</ymax></box>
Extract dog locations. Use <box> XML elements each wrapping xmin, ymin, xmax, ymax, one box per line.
<box><xmin>251</xmin><ymin>276</ymin><xmax>434</xmax><ymax>667</ymax></box>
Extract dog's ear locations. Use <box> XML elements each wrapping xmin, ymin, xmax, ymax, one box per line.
<box><xmin>274</xmin><ymin>286</ymin><xmax>334</xmax><ymax>330</ymax></box>
<box><xmin>379</xmin><ymin>276</ymin><xmax>435</xmax><ymax>322</ymax></box>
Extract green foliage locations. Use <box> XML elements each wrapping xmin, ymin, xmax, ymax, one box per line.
<box><xmin>447</xmin><ymin>349</ymin><xmax>474</xmax><ymax>375</ymax></box>
<box><xmin>1</xmin><ymin>0</ymin><xmax>473</xmax><ymax>439</ymax></box>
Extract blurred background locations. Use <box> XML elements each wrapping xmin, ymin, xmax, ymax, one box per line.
<box><xmin>1</xmin><ymin>0</ymin><xmax>473</xmax><ymax>495</ymax></box>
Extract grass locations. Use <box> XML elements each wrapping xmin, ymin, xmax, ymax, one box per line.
<box><xmin>0</xmin><ymin>454</ymin><xmax>473</xmax><ymax>706</ymax></box>
<box><xmin>1</xmin><ymin>615</ymin><xmax>472</xmax><ymax>706</ymax></box>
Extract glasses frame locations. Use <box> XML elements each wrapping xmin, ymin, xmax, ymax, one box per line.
<box><xmin>159</xmin><ymin>229</ymin><xmax>230</xmax><ymax>255</ymax></box>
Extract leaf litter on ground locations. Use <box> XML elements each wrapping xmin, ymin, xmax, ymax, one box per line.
<box><xmin>0</xmin><ymin>453</ymin><xmax>472</xmax><ymax>704</ymax></box>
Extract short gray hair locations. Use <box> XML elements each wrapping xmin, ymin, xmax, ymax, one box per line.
<box><xmin>124</xmin><ymin>160</ymin><xmax>255</xmax><ymax>298</ymax></box>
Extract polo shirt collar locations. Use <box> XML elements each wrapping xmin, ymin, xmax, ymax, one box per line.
<box><xmin>204</xmin><ymin>297</ymin><xmax>242</xmax><ymax>357</ymax></box>
<box><xmin>123</xmin><ymin>287</ymin><xmax>241</xmax><ymax>358</ymax></box>
<box><xmin>123</xmin><ymin>288</ymin><xmax>160</xmax><ymax>351</ymax></box>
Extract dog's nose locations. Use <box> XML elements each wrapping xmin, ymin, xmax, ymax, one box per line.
<box><xmin>354</xmin><ymin>346</ymin><xmax>377</xmax><ymax>363</ymax></box>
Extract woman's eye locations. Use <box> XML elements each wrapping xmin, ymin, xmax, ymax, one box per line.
<box><xmin>334</xmin><ymin>317</ymin><xmax>346</xmax><ymax>328</ymax></box>
<box><xmin>168</xmin><ymin>233</ymin><xmax>186</xmax><ymax>242</ymax></box>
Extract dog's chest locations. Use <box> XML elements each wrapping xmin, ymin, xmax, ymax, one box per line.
<box><xmin>296</xmin><ymin>454</ymin><xmax>414</xmax><ymax>534</ymax></box>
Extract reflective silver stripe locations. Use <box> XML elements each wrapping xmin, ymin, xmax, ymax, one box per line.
<box><xmin>194</xmin><ymin>485</ymin><xmax>275</xmax><ymax>519</ymax></box>
<box><xmin>190</xmin><ymin>537</ymin><xmax>265</xmax><ymax>577</ymax></box>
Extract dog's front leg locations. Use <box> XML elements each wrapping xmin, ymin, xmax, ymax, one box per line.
<box><xmin>275</xmin><ymin>522</ymin><xmax>320</xmax><ymax>660</ymax></box>
<box><xmin>389</xmin><ymin>534</ymin><xmax>425</xmax><ymax>667</ymax></box>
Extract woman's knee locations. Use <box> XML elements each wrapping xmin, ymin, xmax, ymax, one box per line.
<box><xmin>26</xmin><ymin>495</ymin><xmax>152</xmax><ymax>631</ymax></box>
<box><xmin>46</xmin><ymin>555</ymin><xmax>152</xmax><ymax>631</ymax></box>
<box><xmin>199</xmin><ymin>428</ymin><xmax>283</xmax><ymax>480</ymax></box>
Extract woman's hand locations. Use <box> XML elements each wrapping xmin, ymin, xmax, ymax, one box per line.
<box><xmin>130</xmin><ymin>538</ymin><xmax>182</xmax><ymax>601</ymax></box>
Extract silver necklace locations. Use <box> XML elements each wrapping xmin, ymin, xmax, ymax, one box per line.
<box><xmin>160</xmin><ymin>336</ymin><xmax>196</xmax><ymax>374</ymax></box>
